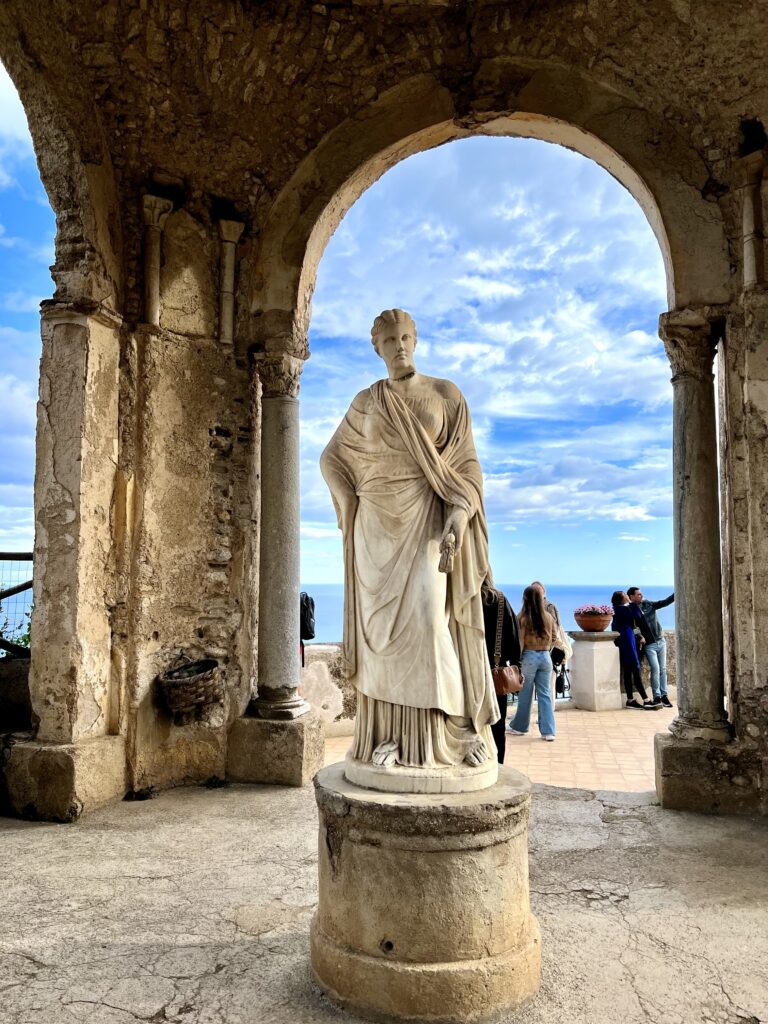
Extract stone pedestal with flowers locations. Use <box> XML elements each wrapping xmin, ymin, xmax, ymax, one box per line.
<box><xmin>568</xmin><ymin>604</ymin><xmax>622</xmax><ymax>712</ymax></box>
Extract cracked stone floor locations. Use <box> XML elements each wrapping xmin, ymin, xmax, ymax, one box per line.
<box><xmin>1</xmin><ymin>780</ymin><xmax>767</xmax><ymax>1024</ymax></box>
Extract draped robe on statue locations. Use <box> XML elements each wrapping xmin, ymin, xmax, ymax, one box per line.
<box><xmin>320</xmin><ymin>378</ymin><xmax>499</xmax><ymax>768</ymax></box>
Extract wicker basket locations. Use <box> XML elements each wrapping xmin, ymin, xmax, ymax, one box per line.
<box><xmin>158</xmin><ymin>658</ymin><xmax>224</xmax><ymax>714</ymax></box>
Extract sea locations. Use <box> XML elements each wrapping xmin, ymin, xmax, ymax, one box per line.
<box><xmin>3</xmin><ymin>582</ymin><xmax>675</xmax><ymax>649</ymax></box>
<box><xmin>302</xmin><ymin>583</ymin><xmax>676</xmax><ymax>644</ymax></box>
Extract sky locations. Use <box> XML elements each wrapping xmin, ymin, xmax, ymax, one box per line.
<box><xmin>0</xmin><ymin>63</ymin><xmax>672</xmax><ymax>585</ymax></box>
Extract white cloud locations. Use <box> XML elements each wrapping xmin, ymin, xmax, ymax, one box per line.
<box><xmin>618</xmin><ymin>534</ymin><xmax>649</xmax><ymax>542</ymax></box>
<box><xmin>301</xmin><ymin>525</ymin><xmax>339</xmax><ymax>539</ymax></box>
<box><xmin>0</xmin><ymin>64</ymin><xmax>35</xmax><ymax>191</ymax></box>
<box><xmin>0</xmin><ymin>65</ymin><xmax>33</xmax><ymax>148</ymax></box>
<box><xmin>2</xmin><ymin>289</ymin><xmax>42</xmax><ymax>312</ymax></box>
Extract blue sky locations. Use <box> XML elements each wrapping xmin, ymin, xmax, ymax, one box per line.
<box><xmin>0</xmin><ymin>64</ymin><xmax>672</xmax><ymax>585</ymax></box>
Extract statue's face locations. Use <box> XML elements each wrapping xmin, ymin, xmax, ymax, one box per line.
<box><xmin>374</xmin><ymin>321</ymin><xmax>417</xmax><ymax>377</ymax></box>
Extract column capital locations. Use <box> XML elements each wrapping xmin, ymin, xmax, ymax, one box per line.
<box><xmin>252</xmin><ymin>352</ymin><xmax>304</xmax><ymax>398</ymax></box>
<box><xmin>141</xmin><ymin>194</ymin><xmax>173</xmax><ymax>230</ymax></box>
<box><xmin>218</xmin><ymin>219</ymin><xmax>245</xmax><ymax>244</ymax></box>
<box><xmin>736</xmin><ymin>149</ymin><xmax>767</xmax><ymax>189</ymax></box>
<box><xmin>659</xmin><ymin>309</ymin><xmax>719</xmax><ymax>382</ymax></box>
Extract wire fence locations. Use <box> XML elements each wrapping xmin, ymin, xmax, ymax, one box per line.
<box><xmin>0</xmin><ymin>553</ymin><xmax>33</xmax><ymax>656</ymax></box>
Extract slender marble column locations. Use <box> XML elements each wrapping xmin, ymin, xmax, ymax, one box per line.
<box><xmin>217</xmin><ymin>219</ymin><xmax>244</xmax><ymax>345</ymax></box>
<box><xmin>251</xmin><ymin>352</ymin><xmax>311</xmax><ymax>719</ymax></box>
<box><xmin>141</xmin><ymin>195</ymin><xmax>173</xmax><ymax>325</ymax></box>
<box><xmin>660</xmin><ymin>310</ymin><xmax>730</xmax><ymax>741</ymax></box>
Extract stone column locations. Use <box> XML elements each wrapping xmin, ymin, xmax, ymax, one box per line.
<box><xmin>659</xmin><ymin>309</ymin><xmax>730</xmax><ymax>741</ymax></box>
<box><xmin>226</xmin><ymin>348</ymin><xmax>324</xmax><ymax>786</ymax></box>
<box><xmin>217</xmin><ymin>219</ymin><xmax>244</xmax><ymax>345</ymax></box>
<box><xmin>3</xmin><ymin>303</ymin><xmax>127</xmax><ymax>820</ymax></box>
<box><xmin>250</xmin><ymin>352</ymin><xmax>310</xmax><ymax>719</ymax></box>
<box><xmin>141</xmin><ymin>195</ymin><xmax>173</xmax><ymax>325</ymax></box>
<box><xmin>653</xmin><ymin>308</ymin><xmax>746</xmax><ymax>813</ymax></box>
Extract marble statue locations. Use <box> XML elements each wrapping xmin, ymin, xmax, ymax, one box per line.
<box><xmin>320</xmin><ymin>309</ymin><xmax>499</xmax><ymax>791</ymax></box>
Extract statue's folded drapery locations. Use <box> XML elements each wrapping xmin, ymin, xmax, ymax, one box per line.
<box><xmin>320</xmin><ymin>378</ymin><xmax>498</xmax><ymax>768</ymax></box>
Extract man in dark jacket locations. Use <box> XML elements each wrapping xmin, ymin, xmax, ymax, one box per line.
<box><xmin>628</xmin><ymin>587</ymin><xmax>674</xmax><ymax>707</ymax></box>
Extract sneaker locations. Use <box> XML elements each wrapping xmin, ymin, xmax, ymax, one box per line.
<box><xmin>661</xmin><ymin>695</ymin><xmax>673</xmax><ymax>708</ymax></box>
<box><xmin>507</xmin><ymin>726</ymin><xmax>527</xmax><ymax>735</ymax></box>
<box><xmin>541</xmin><ymin>735</ymin><xmax>555</xmax><ymax>742</ymax></box>
<box><xmin>625</xmin><ymin>700</ymin><xmax>646</xmax><ymax>710</ymax></box>
<box><xmin>643</xmin><ymin>700</ymin><xmax>663</xmax><ymax>710</ymax></box>
<box><xmin>651</xmin><ymin>696</ymin><xmax>662</xmax><ymax>706</ymax></box>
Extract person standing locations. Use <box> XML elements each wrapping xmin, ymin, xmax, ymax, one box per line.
<box><xmin>509</xmin><ymin>586</ymin><xmax>556</xmax><ymax>741</ymax></box>
<box><xmin>611</xmin><ymin>590</ymin><xmax>656</xmax><ymax>710</ymax></box>
<box><xmin>531</xmin><ymin>580</ymin><xmax>571</xmax><ymax>696</ymax></box>
<box><xmin>481</xmin><ymin>573</ymin><xmax>522</xmax><ymax>763</ymax></box>
<box><xmin>531</xmin><ymin>581</ymin><xmax>564</xmax><ymax>645</ymax></box>
<box><xmin>628</xmin><ymin>587</ymin><xmax>674</xmax><ymax>707</ymax></box>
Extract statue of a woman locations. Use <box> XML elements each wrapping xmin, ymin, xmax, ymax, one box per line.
<box><xmin>320</xmin><ymin>309</ymin><xmax>499</xmax><ymax>788</ymax></box>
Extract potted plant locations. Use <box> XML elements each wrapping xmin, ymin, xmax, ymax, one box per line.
<box><xmin>573</xmin><ymin>604</ymin><xmax>613</xmax><ymax>632</ymax></box>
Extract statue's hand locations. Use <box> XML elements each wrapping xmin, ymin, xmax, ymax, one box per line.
<box><xmin>442</xmin><ymin>507</ymin><xmax>469</xmax><ymax>554</ymax></box>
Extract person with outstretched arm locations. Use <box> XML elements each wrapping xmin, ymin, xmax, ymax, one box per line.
<box><xmin>628</xmin><ymin>587</ymin><xmax>674</xmax><ymax>707</ymax></box>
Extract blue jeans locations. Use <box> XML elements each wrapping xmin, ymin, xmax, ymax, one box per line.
<box><xmin>643</xmin><ymin>638</ymin><xmax>668</xmax><ymax>697</ymax></box>
<box><xmin>512</xmin><ymin>650</ymin><xmax>556</xmax><ymax>737</ymax></box>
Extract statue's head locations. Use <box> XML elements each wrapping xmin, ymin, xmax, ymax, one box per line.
<box><xmin>371</xmin><ymin>309</ymin><xmax>417</xmax><ymax>377</ymax></box>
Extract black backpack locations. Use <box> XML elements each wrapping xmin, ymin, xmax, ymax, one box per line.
<box><xmin>300</xmin><ymin>592</ymin><xmax>316</xmax><ymax>641</ymax></box>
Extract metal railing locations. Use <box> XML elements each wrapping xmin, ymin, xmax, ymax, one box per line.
<box><xmin>0</xmin><ymin>553</ymin><xmax>32</xmax><ymax>658</ymax></box>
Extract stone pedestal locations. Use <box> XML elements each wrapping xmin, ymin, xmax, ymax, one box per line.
<box><xmin>311</xmin><ymin>762</ymin><xmax>541</xmax><ymax>1023</ymax></box>
<box><xmin>654</xmin><ymin>733</ymin><xmax>760</xmax><ymax>815</ymax></box>
<box><xmin>1</xmin><ymin>736</ymin><xmax>127</xmax><ymax>822</ymax></box>
<box><xmin>226</xmin><ymin>712</ymin><xmax>324</xmax><ymax>786</ymax></box>
<box><xmin>569</xmin><ymin>632</ymin><xmax>622</xmax><ymax>711</ymax></box>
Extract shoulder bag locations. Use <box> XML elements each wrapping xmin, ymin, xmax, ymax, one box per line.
<box><xmin>492</xmin><ymin>597</ymin><xmax>524</xmax><ymax>695</ymax></box>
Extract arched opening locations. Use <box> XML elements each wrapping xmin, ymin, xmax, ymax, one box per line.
<box><xmin>0</xmin><ymin>63</ymin><xmax>55</xmax><ymax>734</ymax></box>
<box><xmin>298</xmin><ymin>133</ymin><xmax>676</xmax><ymax>791</ymax></box>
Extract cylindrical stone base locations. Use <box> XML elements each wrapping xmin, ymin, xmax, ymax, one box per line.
<box><xmin>311</xmin><ymin>762</ymin><xmax>541</xmax><ymax>1023</ymax></box>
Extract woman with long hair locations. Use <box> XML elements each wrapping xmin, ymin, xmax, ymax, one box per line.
<box><xmin>509</xmin><ymin>585</ymin><xmax>556</xmax><ymax>741</ymax></box>
<box><xmin>611</xmin><ymin>590</ymin><xmax>655</xmax><ymax>709</ymax></box>
<box><xmin>481</xmin><ymin>570</ymin><xmax>521</xmax><ymax>762</ymax></box>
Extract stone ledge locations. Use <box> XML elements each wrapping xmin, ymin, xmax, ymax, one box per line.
<box><xmin>1</xmin><ymin>735</ymin><xmax>127</xmax><ymax>822</ymax></box>
<box><xmin>226</xmin><ymin>711</ymin><xmax>324</xmax><ymax>786</ymax></box>
<box><xmin>654</xmin><ymin>732</ymin><xmax>763</xmax><ymax>814</ymax></box>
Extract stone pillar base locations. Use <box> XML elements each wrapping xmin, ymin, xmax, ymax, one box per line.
<box><xmin>1</xmin><ymin>735</ymin><xmax>127</xmax><ymax>822</ymax></box>
<box><xmin>569</xmin><ymin>631</ymin><xmax>623</xmax><ymax>711</ymax></box>
<box><xmin>226</xmin><ymin>711</ymin><xmax>324</xmax><ymax>786</ymax></box>
<box><xmin>654</xmin><ymin>732</ymin><xmax>761</xmax><ymax>814</ymax></box>
<box><xmin>311</xmin><ymin>762</ymin><xmax>541</xmax><ymax>1023</ymax></box>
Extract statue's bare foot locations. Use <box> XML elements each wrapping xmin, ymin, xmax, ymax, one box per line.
<box><xmin>372</xmin><ymin>740</ymin><xmax>399</xmax><ymax>767</ymax></box>
<box><xmin>464</xmin><ymin>736</ymin><xmax>489</xmax><ymax>767</ymax></box>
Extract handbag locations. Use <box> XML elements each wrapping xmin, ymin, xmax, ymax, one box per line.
<box><xmin>492</xmin><ymin>597</ymin><xmax>524</xmax><ymax>695</ymax></box>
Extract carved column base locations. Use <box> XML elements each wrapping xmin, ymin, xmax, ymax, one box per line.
<box><xmin>654</xmin><ymin>733</ymin><xmax>761</xmax><ymax>814</ymax></box>
<box><xmin>251</xmin><ymin>688</ymin><xmax>312</xmax><ymax>720</ymax></box>
<box><xmin>227</xmin><ymin>712</ymin><xmax>324</xmax><ymax>787</ymax></box>
<box><xmin>667</xmin><ymin>713</ymin><xmax>732</xmax><ymax>743</ymax></box>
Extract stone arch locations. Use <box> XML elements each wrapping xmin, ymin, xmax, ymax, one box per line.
<box><xmin>250</xmin><ymin>66</ymin><xmax>731</xmax><ymax>338</ymax></box>
<box><xmin>0</xmin><ymin>44</ymin><xmax>123</xmax><ymax>309</ymax></box>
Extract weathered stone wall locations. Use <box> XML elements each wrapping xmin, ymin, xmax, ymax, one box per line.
<box><xmin>116</xmin><ymin>328</ymin><xmax>255</xmax><ymax>791</ymax></box>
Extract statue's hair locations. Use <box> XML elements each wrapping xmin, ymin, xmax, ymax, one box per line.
<box><xmin>370</xmin><ymin>308</ymin><xmax>416</xmax><ymax>349</ymax></box>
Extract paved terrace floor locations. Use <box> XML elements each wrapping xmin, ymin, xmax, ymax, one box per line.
<box><xmin>2</xmin><ymin>775</ymin><xmax>766</xmax><ymax>1024</ymax></box>
<box><xmin>325</xmin><ymin>701</ymin><xmax>677</xmax><ymax>791</ymax></box>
